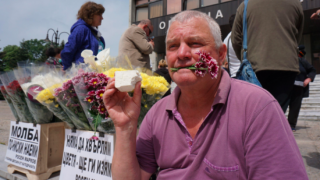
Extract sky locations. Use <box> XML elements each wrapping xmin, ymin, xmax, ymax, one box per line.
<box><xmin>0</xmin><ymin>0</ymin><xmax>130</xmax><ymax>57</ymax></box>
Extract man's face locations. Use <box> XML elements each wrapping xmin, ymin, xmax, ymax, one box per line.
<box><xmin>143</xmin><ymin>24</ymin><xmax>153</xmax><ymax>37</ymax></box>
<box><xmin>166</xmin><ymin>18</ymin><xmax>226</xmax><ymax>87</ymax></box>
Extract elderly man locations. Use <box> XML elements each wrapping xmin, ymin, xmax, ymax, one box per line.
<box><xmin>104</xmin><ymin>11</ymin><xmax>308</xmax><ymax>180</ymax></box>
<box><xmin>118</xmin><ymin>19</ymin><xmax>155</xmax><ymax>72</ymax></box>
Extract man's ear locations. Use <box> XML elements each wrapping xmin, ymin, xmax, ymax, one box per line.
<box><xmin>217</xmin><ymin>44</ymin><xmax>227</xmax><ymax>66</ymax></box>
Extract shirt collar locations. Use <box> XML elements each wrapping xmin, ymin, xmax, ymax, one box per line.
<box><xmin>165</xmin><ymin>70</ymin><xmax>231</xmax><ymax>111</ymax></box>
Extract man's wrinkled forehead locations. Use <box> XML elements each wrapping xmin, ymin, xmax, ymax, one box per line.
<box><xmin>166</xmin><ymin>19</ymin><xmax>212</xmax><ymax>43</ymax></box>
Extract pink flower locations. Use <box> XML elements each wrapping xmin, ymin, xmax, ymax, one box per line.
<box><xmin>85</xmin><ymin>96</ymin><xmax>94</xmax><ymax>103</ymax></box>
<box><xmin>89</xmin><ymin>135</ymin><xmax>99</xmax><ymax>141</ymax></box>
<box><xmin>98</xmin><ymin>104</ymin><xmax>107</xmax><ymax>114</ymax></box>
<box><xmin>87</xmin><ymin>90</ymin><xmax>95</xmax><ymax>96</ymax></box>
<box><xmin>53</xmin><ymin>87</ymin><xmax>63</xmax><ymax>96</ymax></box>
<box><xmin>89</xmin><ymin>78</ymin><xmax>99</xmax><ymax>87</ymax></box>
<box><xmin>62</xmin><ymin>80</ymin><xmax>72</xmax><ymax>91</ymax></box>
<box><xmin>195</xmin><ymin>51</ymin><xmax>219</xmax><ymax>79</ymax></box>
<box><xmin>95</xmin><ymin>89</ymin><xmax>104</xmax><ymax>99</ymax></box>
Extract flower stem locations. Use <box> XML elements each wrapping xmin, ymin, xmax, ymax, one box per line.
<box><xmin>170</xmin><ymin>66</ymin><xmax>208</xmax><ymax>72</ymax></box>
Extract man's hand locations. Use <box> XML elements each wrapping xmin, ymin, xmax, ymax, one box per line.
<box><xmin>303</xmin><ymin>78</ymin><xmax>312</xmax><ymax>87</ymax></box>
<box><xmin>311</xmin><ymin>9</ymin><xmax>320</xmax><ymax>19</ymax></box>
<box><xmin>103</xmin><ymin>78</ymin><xmax>142</xmax><ymax>128</ymax></box>
<box><xmin>149</xmin><ymin>40</ymin><xmax>155</xmax><ymax>48</ymax></box>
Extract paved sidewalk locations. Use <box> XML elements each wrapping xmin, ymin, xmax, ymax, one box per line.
<box><xmin>0</xmin><ymin>100</ymin><xmax>320</xmax><ymax>179</ymax></box>
<box><xmin>295</xmin><ymin>119</ymin><xmax>320</xmax><ymax>179</ymax></box>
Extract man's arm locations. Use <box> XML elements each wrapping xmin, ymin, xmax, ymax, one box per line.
<box><xmin>311</xmin><ymin>9</ymin><xmax>320</xmax><ymax>19</ymax></box>
<box><xmin>296</xmin><ymin>5</ymin><xmax>304</xmax><ymax>45</ymax></box>
<box><xmin>231</xmin><ymin>3</ymin><xmax>244</xmax><ymax>60</ymax></box>
<box><xmin>103</xmin><ymin>78</ymin><xmax>151</xmax><ymax>180</ymax></box>
<box><xmin>130</xmin><ymin>29</ymin><xmax>154</xmax><ymax>55</ymax></box>
<box><xmin>244</xmin><ymin>101</ymin><xmax>308</xmax><ymax>179</ymax></box>
<box><xmin>113</xmin><ymin>124</ymin><xmax>151</xmax><ymax>180</ymax></box>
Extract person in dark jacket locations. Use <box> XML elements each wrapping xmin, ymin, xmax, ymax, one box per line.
<box><xmin>231</xmin><ymin>0</ymin><xmax>304</xmax><ymax>112</ymax></box>
<box><xmin>154</xmin><ymin>59</ymin><xmax>171</xmax><ymax>98</ymax></box>
<box><xmin>287</xmin><ymin>46</ymin><xmax>316</xmax><ymax>132</ymax></box>
<box><xmin>61</xmin><ymin>1</ymin><xmax>105</xmax><ymax>70</ymax></box>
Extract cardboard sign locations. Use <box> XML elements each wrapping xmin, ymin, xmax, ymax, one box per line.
<box><xmin>60</xmin><ymin>129</ymin><xmax>114</xmax><ymax>180</ymax></box>
<box><xmin>5</xmin><ymin>121</ymin><xmax>41</xmax><ymax>172</ymax></box>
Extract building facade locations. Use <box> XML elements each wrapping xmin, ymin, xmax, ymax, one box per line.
<box><xmin>129</xmin><ymin>0</ymin><xmax>320</xmax><ymax>73</ymax></box>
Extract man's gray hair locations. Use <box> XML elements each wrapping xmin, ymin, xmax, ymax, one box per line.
<box><xmin>167</xmin><ymin>10</ymin><xmax>223</xmax><ymax>49</ymax></box>
<box><xmin>139</xmin><ymin>19</ymin><xmax>151</xmax><ymax>25</ymax></box>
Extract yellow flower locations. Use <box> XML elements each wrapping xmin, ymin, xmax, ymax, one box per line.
<box><xmin>103</xmin><ymin>68</ymin><xmax>169</xmax><ymax>95</ymax></box>
<box><xmin>140</xmin><ymin>73</ymin><xmax>169</xmax><ymax>95</ymax></box>
<box><xmin>35</xmin><ymin>84</ymin><xmax>61</xmax><ymax>104</ymax></box>
<box><xmin>103</xmin><ymin>68</ymin><xmax>126</xmax><ymax>78</ymax></box>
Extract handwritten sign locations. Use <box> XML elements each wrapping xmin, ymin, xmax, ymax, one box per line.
<box><xmin>59</xmin><ymin>129</ymin><xmax>114</xmax><ymax>180</ymax></box>
<box><xmin>5</xmin><ymin>121</ymin><xmax>41</xmax><ymax>171</ymax></box>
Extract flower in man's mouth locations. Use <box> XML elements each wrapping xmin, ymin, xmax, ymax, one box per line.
<box><xmin>170</xmin><ymin>51</ymin><xmax>219</xmax><ymax>79</ymax></box>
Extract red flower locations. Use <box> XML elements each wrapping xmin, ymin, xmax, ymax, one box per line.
<box><xmin>89</xmin><ymin>78</ymin><xmax>99</xmax><ymax>87</ymax></box>
<box><xmin>87</xmin><ymin>90</ymin><xmax>95</xmax><ymax>96</ymax></box>
<box><xmin>89</xmin><ymin>135</ymin><xmax>99</xmax><ymax>141</ymax></box>
<box><xmin>95</xmin><ymin>89</ymin><xmax>104</xmax><ymax>100</ymax></box>
<box><xmin>98</xmin><ymin>104</ymin><xmax>107</xmax><ymax>114</ymax></box>
<box><xmin>85</xmin><ymin>96</ymin><xmax>94</xmax><ymax>103</ymax></box>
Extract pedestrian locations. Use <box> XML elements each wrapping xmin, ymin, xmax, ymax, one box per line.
<box><xmin>223</xmin><ymin>14</ymin><xmax>240</xmax><ymax>77</ymax></box>
<box><xmin>54</xmin><ymin>48</ymin><xmax>62</xmax><ymax>64</ymax></box>
<box><xmin>61</xmin><ymin>1</ymin><xmax>105</xmax><ymax>70</ymax></box>
<box><xmin>311</xmin><ymin>9</ymin><xmax>320</xmax><ymax>19</ymax></box>
<box><xmin>154</xmin><ymin>59</ymin><xmax>171</xmax><ymax>98</ymax></box>
<box><xmin>118</xmin><ymin>19</ymin><xmax>154</xmax><ymax>75</ymax></box>
<box><xmin>287</xmin><ymin>46</ymin><xmax>316</xmax><ymax>132</ymax></box>
<box><xmin>103</xmin><ymin>10</ymin><xmax>308</xmax><ymax>180</ymax></box>
<box><xmin>231</xmin><ymin>0</ymin><xmax>304</xmax><ymax>112</ymax></box>
<box><xmin>45</xmin><ymin>47</ymin><xmax>59</xmax><ymax>65</ymax></box>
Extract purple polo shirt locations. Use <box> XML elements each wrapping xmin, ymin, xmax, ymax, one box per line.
<box><xmin>136</xmin><ymin>70</ymin><xmax>308</xmax><ymax>179</ymax></box>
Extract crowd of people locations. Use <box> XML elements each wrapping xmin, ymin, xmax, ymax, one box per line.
<box><xmin>47</xmin><ymin>1</ymin><xmax>320</xmax><ymax>179</ymax></box>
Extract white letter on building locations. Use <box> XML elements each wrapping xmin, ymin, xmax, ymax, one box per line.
<box><xmin>215</xmin><ymin>10</ymin><xmax>223</xmax><ymax>19</ymax></box>
<box><xmin>208</xmin><ymin>12</ymin><xmax>211</xmax><ymax>17</ymax></box>
<box><xmin>159</xmin><ymin>21</ymin><xmax>166</xmax><ymax>30</ymax></box>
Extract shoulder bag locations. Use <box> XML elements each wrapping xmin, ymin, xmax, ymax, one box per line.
<box><xmin>235</xmin><ymin>0</ymin><xmax>262</xmax><ymax>87</ymax></box>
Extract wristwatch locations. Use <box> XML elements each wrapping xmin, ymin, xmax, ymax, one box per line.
<box><xmin>318</xmin><ymin>12</ymin><xmax>320</xmax><ymax>18</ymax></box>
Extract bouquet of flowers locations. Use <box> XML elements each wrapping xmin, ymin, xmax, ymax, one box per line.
<box><xmin>80</xmin><ymin>49</ymin><xmax>170</xmax><ymax>127</ymax></box>
<box><xmin>0</xmin><ymin>71</ymin><xmax>35</xmax><ymax>123</ymax></box>
<box><xmin>35</xmin><ymin>83</ymin><xmax>75</xmax><ymax>129</ymax></box>
<box><xmin>43</xmin><ymin>67</ymin><xmax>92</xmax><ymax>130</ymax></box>
<box><xmin>104</xmin><ymin>68</ymin><xmax>169</xmax><ymax>126</ymax></box>
<box><xmin>0</xmin><ymin>82</ymin><xmax>20</xmax><ymax>121</ymax></box>
<box><xmin>14</xmin><ymin>66</ymin><xmax>54</xmax><ymax>124</ymax></box>
<box><xmin>72</xmin><ymin>70</ymin><xmax>114</xmax><ymax>133</ymax></box>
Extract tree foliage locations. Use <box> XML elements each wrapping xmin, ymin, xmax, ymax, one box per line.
<box><xmin>20</xmin><ymin>39</ymin><xmax>50</xmax><ymax>62</ymax></box>
<box><xmin>1</xmin><ymin>45</ymin><xmax>29</xmax><ymax>71</ymax></box>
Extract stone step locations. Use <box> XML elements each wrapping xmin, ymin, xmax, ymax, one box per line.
<box><xmin>300</xmin><ymin>106</ymin><xmax>320</xmax><ymax>111</ymax></box>
<box><xmin>302</xmin><ymin>98</ymin><xmax>320</xmax><ymax>103</ymax></box>
<box><xmin>295</xmin><ymin>111</ymin><xmax>320</xmax><ymax>116</ymax></box>
<box><xmin>309</xmin><ymin>86</ymin><xmax>320</xmax><ymax>90</ymax></box>
<box><xmin>297</xmin><ymin>116</ymin><xmax>320</xmax><ymax>121</ymax></box>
